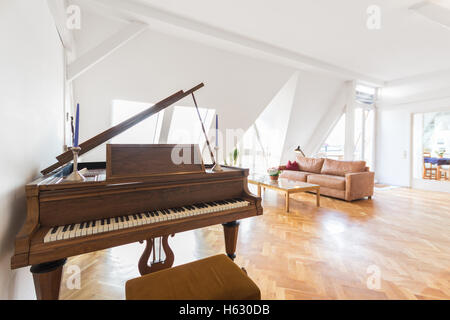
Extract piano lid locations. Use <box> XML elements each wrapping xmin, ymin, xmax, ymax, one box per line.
<box><xmin>42</xmin><ymin>83</ymin><xmax>205</xmax><ymax>175</ymax></box>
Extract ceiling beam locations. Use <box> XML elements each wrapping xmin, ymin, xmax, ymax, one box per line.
<box><xmin>76</xmin><ymin>0</ymin><xmax>385</xmax><ymax>87</ymax></box>
<box><xmin>46</xmin><ymin>0</ymin><xmax>76</xmax><ymax>57</ymax></box>
<box><xmin>410</xmin><ymin>1</ymin><xmax>450</xmax><ymax>30</ymax></box>
<box><xmin>67</xmin><ymin>21</ymin><xmax>147</xmax><ymax>82</ymax></box>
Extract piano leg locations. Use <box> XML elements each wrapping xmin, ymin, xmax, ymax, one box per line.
<box><xmin>30</xmin><ymin>258</ymin><xmax>67</xmax><ymax>300</ymax></box>
<box><xmin>138</xmin><ymin>235</ymin><xmax>175</xmax><ymax>275</ymax></box>
<box><xmin>222</xmin><ymin>221</ymin><xmax>240</xmax><ymax>260</ymax></box>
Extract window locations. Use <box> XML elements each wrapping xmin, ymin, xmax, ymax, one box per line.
<box><xmin>167</xmin><ymin>106</ymin><xmax>216</xmax><ymax>151</ymax></box>
<box><xmin>240</xmin><ymin>124</ymin><xmax>269</xmax><ymax>174</ymax></box>
<box><xmin>317</xmin><ymin>114</ymin><xmax>346</xmax><ymax>160</ymax></box>
<box><xmin>354</xmin><ymin>83</ymin><xmax>376</xmax><ymax>168</ymax></box>
<box><xmin>111</xmin><ymin>100</ymin><xmax>164</xmax><ymax>144</ymax></box>
<box><xmin>354</xmin><ymin>107</ymin><xmax>375</xmax><ymax>168</ymax></box>
<box><xmin>356</xmin><ymin>84</ymin><xmax>377</xmax><ymax>105</ymax></box>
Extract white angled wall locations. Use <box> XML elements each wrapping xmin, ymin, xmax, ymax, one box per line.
<box><xmin>71</xmin><ymin>12</ymin><xmax>296</xmax><ymax>162</ymax></box>
<box><xmin>281</xmin><ymin>71</ymin><xmax>346</xmax><ymax>163</ymax></box>
<box><xmin>0</xmin><ymin>0</ymin><xmax>65</xmax><ymax>299</ymax></box>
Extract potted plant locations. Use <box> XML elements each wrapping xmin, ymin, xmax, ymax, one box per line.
<box><xmin>436</xmin><ymin>149</ymin><xmax>445</xmax><ymax>158</ymax></box>
<box><xmin>267</xmin><ymin>167</ymin><xmax>281</xmax><ymax>181</ymax></box>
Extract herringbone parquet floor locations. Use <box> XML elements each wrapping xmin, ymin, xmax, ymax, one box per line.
<box><xmin>60</xmin><ymin>186</ymin><xmax>450</xmax><ymax>300</ymax></box>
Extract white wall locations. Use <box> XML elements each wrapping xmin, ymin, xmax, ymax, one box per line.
<box><xmin>0</xmin><ymin>0</ymin><xmax>65</xmax><ymax>299</ymax></box>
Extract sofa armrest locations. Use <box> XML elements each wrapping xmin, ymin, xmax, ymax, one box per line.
<box><xmin>345</xmin><ymin>171</ymin><xmax>375</xmax><ymax>201</ymax></box>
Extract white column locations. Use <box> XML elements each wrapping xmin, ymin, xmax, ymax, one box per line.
<box><xmin>344</xmin><ymin>81</ymin><xmax>356</xmax><ymax>161</ymax></box>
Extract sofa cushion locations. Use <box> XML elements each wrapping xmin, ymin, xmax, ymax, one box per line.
<box><xmin>285</xmin><ymin>160</ymin><xmax>299</xmax><ymax>171</ymax></box>
<box><xmin>307</xmin><ymin>174</ymin><xmax>346</xmax><ymax>190</ymax></box>
<box><xmin>280</xmin><ymin>170</ymin><xmax>311</xmax><ymax>182</ymax></box>
<box><xmin>295</xmin><ymin>156</ymin><xmax>325</xmax><ymax>174</ymax></box>
<box><xmin>321</xmin><ymin>159</ymin><xmax>366</xmax><ymax>177</ymax></box>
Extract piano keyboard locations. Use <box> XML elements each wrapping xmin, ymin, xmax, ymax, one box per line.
<box><xmin>44</xmin><ymin>198</ymin><xmax>250</xmax><ymax>243</ymax></box>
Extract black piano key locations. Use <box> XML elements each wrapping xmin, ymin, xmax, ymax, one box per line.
<box><xmin>92</xmin><ymin>221</ymin><xmax>96</xmax><ymax>227</ymax></box>
<box><xmin>150</xmin><ymin>212</ymin><xmax>155</xmax><ymax>217</ymax></box>
<box><xmin>79</xmin><ymin>222</ymin><xmax>85</xmax><ymax>230</ymax></box>
<box><xmin>145</xmin><ymin>212</ymin><xmax>150</xmax><ymax>218</ymax></box>
<box><xmin>115</xmin><ymin>217</ymin><xmax>119</xmax><ymax>223</ymax></box>
<box><xmin>62</xmin><ymin>225</ymin><xmax>69</xmax><ymax>232</ymax></box>
<box><xmin>133</xmin><ymin>214</ymin><xmax>138</xmax><ymax>220</ymax></box>
<box><xmin>120</xmin><ymin>216</ymin><xmax>125</xmax><ymax>222</ymax></box>
<box><xmin>70</xmin><ymin>224</ymin><xmax>75</xmax><ymax>231</ymax></box>
<box><xmin>86</xmin><ymin>221</ymin><xmax>91</xmax><ymax>228</ymax></box>
<box><xmin>51</xmin><ymin>227</ymin><xmax>58</xmax><ymax>234</ymax></box>
<box><xmin>106</xmin><ymin>218</ymin><xmax>111</xmax><ymax>225</ymax></box>
<box><xmin>138</xmin><ymin>213</ymin><xmax>143</xmax><ymax>219</ymax></box>
<box><xmin>101</xmin><ymin>219</ymin><xmax>105</xmax><ymax>226</ymax></box>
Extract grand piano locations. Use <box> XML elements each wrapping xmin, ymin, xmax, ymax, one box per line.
<box><xmin>11</xmin><ymin>83</ymin><xmax>263</xmax><ymax>300</ymax></box>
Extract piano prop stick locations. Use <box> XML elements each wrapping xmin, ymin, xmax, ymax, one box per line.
<box><xmin>192</xmin><ymin>93</ymin><xmax>223</xmax><ymax>172</ymax></box>
<box><xmin>10</xmin><ymin>83</ymin><xmax>263</xmax><ymax>300</ymax></box>
<box><xmin>65</xmin><ymin>104</ymin><xmax>86</xmax><ymax>182</ymax></box>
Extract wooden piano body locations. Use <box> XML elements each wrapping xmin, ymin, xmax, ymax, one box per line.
<box><xmin>10</xmin><ymin>83</ymin><xmax>263</xmax><ymax>300</ymax></box>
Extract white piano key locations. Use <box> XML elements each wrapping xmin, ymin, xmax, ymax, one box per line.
<box><xmin>112</xmin><ymin>218</ymin><xmax>119</xmax><ymax>230</ymax></box>
<box><xmin>157</xmin><ymin>211</ymin><xmax>167</xmax><ymax>221</ymax></box>
<box><xmin>81</xmin><ymin>222</ymin><xmax>88</xmax><ymax>236</ymax></box>
<box><xmin>86</xmin><ymin>222</ymin><xmax>94</xmax><ymax>235</ymax></box>
<box><xmin>118</xmin><ymin>217</ymin><xmax>125</xmax><ymax>229</ymax></box>
<box><xmin>69</xmin><ymin>224</ymin><xmax>80</xmax><ymax>239</ymax></box>
<box><xmin>92</xmin><ymin>220</ymin><xmax>100</xmax><ymax>234</ymax></box>
<box><xmin>105</xmin><ymin>219</ymin><xmax>113</xmax><ymax>231</ymax></box>
<box><xmin>97</xmin><ymin>220</ymin><xmax>104</xmax><ymax>233</ymax></box>
<box><xmin>143</xmin><ymin>213</ymin><xmax>152</xmax><ymax>224</ymax></box>
<box><xmin>44</xmin><ymin>228</ymin><xmax>56</xmax><ymax>243</ymax></box>
<box><xmin>75</xmin><ymin>223</ymin><xmax>83</xmax><ymax>237</ymax></box>
<box><xmin>137</xmin><ymin>214</ymin><xmax>144</xmax><ymax>226</ymax></box>
<box><xmin>63</xmin><ymin>225</ymin><xmax>73</xmax><ymax>240</ymax></box>
<box><xmin>51</xmin><ymin>226</ymin><xmax>64</xmax><ymax>242</ymax></box>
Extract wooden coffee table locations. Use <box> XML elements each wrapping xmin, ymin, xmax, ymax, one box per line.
<box><xmin>248</xmin><ymin>174</ymin><xmax>320</xmax><ymax>212</ymax></box>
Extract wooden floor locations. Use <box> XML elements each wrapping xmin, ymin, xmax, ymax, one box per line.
<box><xmin>60</xmin><ymin>186</ymin><xmax>450</xmax><ymax>300</ymax></box>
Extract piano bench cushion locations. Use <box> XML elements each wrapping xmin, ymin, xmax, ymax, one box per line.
<box><xmin>125</xmin><ymin>254</ymin><xmax>261</xmax><ymax>300</ymax></box>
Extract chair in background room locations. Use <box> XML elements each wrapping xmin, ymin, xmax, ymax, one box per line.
<box><xmin>440</xmin><ymin>165</ymin><xmax>450</xmax><ymax>181</ymax></box>
<box><xmin>423</xmin><ymin>157</ymin><xmax>438</xmax><ymax>180</ymax></box>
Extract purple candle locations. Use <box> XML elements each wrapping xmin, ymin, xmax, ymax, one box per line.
<box><xmin>216</xmin><ymin>114</ymin><xmax>219</xmax><ymax>147</ymax></box>
<box><xmin>74</xmin><ymin>104</ymin><xmax>80</xmax><ymax>147</ymax></box>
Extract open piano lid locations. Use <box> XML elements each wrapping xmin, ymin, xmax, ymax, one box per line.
<box><xmin>41</xmin><ymin>83</ymin><xmax>205</xmax><ymax>175</ymax></box>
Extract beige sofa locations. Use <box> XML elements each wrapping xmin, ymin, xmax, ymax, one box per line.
<box><xmin>279</xmin><ymin>157</ymin><xmax>374</xmax><ymax>201</ymax></box>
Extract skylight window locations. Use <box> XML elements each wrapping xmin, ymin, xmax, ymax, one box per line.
<box><xmin>356</xmin><ymin>84</ymin><xmax>377</xmax><ymax>105</ymax></box>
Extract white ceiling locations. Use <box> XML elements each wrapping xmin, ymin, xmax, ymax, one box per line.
<box><xmin>133</xmin><ymin>0</ymin><xmax>450</xmax><ymax>82</ymax></box>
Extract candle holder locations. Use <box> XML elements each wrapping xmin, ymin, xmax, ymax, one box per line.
<box><xmin>212</xmin><ymin>146</ymin><xmax>224</xmax><ymax>172</ymax></box>
<box><xmin>65</xmin><ymin>147</ymin><xmax>86</xmax><ymax>182</ymax></box>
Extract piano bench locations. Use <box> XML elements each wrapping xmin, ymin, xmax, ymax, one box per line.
<box><xmin>125</xmin><ymin>254</ymin><xmax>261</xmax><ymax>300</ymax></box>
